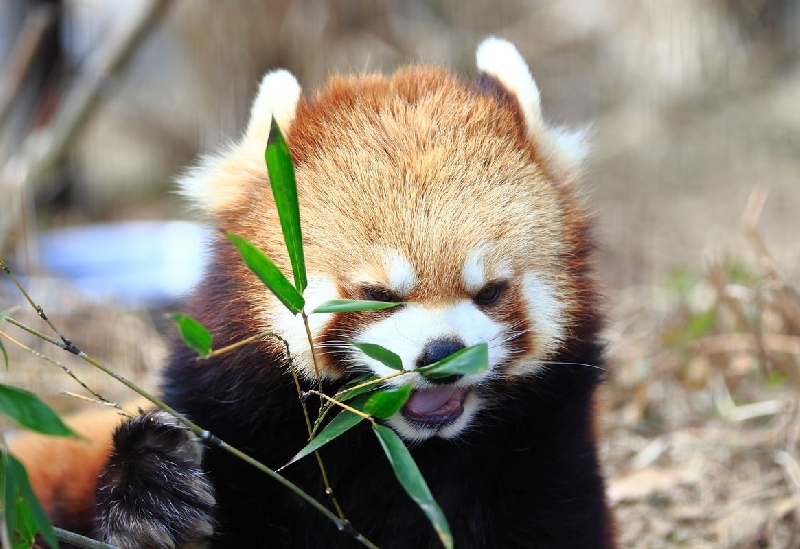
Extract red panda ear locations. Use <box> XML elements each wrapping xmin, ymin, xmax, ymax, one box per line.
<box><xmin>476</xmin><ymin>37</ymin><xmax>589</xmax><ymax>182</ymax></box>
<box><xmin>177</xmin><ymin>70</ymin><xmax>302</xmax><ymax>217</ymax></box>
<box><xmin>477</xmin><ymin>37</ymin><xmax>544</xmax><ymax>142</ymax></box>
<box><xmin>244</xmin><ymin>70</ymin><xmax>302</xmax><ymax>144</ymax></box>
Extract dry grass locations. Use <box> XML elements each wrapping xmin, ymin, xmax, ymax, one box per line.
<box><xmin>603</xmin><ymin>189</ymin><xmax>800</xmax><ymax>548</ymax></box>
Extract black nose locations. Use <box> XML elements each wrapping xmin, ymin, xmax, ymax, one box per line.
<box><xmin>416</xmin><ymin>339</ymin><xmax>466</xmax><ymax>384</ymax></box>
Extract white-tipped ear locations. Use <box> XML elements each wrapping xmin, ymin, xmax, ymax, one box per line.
<box><xmin>477</xmin><ymin>38</ymin><xmax>590</xmax><ymax>180</ymax></box>
<box><xmin>246</xmin><ymin>69</ymin><xmax>302</xmax><ymax>143</ymax></box>
<box><xmin>476</xmin><ymin>37</ymin><xmax>543</xmax><ymax>140</ymax></box>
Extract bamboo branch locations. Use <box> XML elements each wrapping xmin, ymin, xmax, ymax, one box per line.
<box><xmin>0</xmin><ymin>327</ymin><xmax>125</xmax><ymax>414</ymax></box>
<box><xmin>0</xmin><ymin>259</ymin><xmax>378</xmax><ymax>548</ymax></box>
<box><xmin>296</xmin><ymin>311</ymin><xmax>345</xmax><ymax>520</ymax></box>
<box><xmin>54</xmin><ymin>527</ymin><xmax>119</xmax><ymax>549</ymax></box>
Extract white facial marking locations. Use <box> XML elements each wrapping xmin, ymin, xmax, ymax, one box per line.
<box><xmin>461</xmin><ymin>246</ymin><xmax>513</xmax><ymax>292</ymax></box>
<box><xmin>269</xmin><ymin>276</ymin><xmax>338</xmax><ymax>380</ymax></box>
<box><xmin>461</xmin><ymin>248</ymin><xmax>486</xmax><ymax>293</ymax></box>
<box><xmin>382</xmin><ymin>250</ymin><xmax>418</xmax><ymax>296</ymax></box>
<box><xmin>519</xmin><ymin>271</ymin><xmax>565</xmax><ymax>369</ymax></box>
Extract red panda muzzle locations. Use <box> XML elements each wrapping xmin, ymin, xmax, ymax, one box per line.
<box><xmin>403</xmin><ymin>386</ymin><xmax>468</xmax><ymax>425</ymax></box>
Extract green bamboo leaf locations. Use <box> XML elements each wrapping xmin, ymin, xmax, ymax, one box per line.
<box><xmin>227</xmin><ymin>233</ymin><xmax>305</xmax><ymax>314</ymax></box>
<box><xmin>334</xmin><ymin>373</ymin><xmax>379</xmax><ymax>403</ymax></box>
<box><xmin>266</xmin><ymin>119</ymin><xmax>307</xmax><ymax>294</ymax></box>
<box><xmin>2</xmin><ymin>452</ymin><xmax>60</xmax><ymax>548</ymax></box>
<box><xmin>287</xmin><ymin>393</ymin><xmax>371</xmax><ymax>467</ymax></box>
<box><xmin>2</xmin><ymin>452</ymin><xmax>27</xmax><ymax>548</ymax></box>
<box><xmin>363</xmin><ymin>385</ymin><xmax>412</xmax><ymax>419</ymax></box>
<box><xmin>0</xmin><ymin>308</ymin><xmax>13</xmax><ymax>369</ymax></box>
<box><xmin>311</xmin><ymin>299</ymin><xmax>402</xmax><ymax>313</ymax></box>
<box><xmin>416</xmin><ymin>343</ymin><xmax>489</xmax><ymax>379</ymax></box>
<box><xmin>315</xmin><ymin>374</ymin><xmax>379</xmax><ymax>430</ymax></box>
<box><xmin>169</xmin><ymin>313</ymin><xmax>212</xmax><ymax>358</ymax></box>
<box><xmin>351</xmin><ymin>342</ymin><xmax>404</xmax><ymax>371</ymax></box>
<box><xmin>372</xmin><ymin>424</ymin><xmax>452</xmax><ymax>549</ymax></box>
<box><xmin>0</xmin><ymin>383</ymin><xmax>76</xmax><ymax>438</ymax></box>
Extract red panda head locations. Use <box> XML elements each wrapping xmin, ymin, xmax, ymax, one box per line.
<box><xmin>179</xmin><ymin>38</ymin><xmax>596</xmax><ymax>442</ymax></box>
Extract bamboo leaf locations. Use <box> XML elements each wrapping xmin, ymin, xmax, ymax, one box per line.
<box><xmin>315</xmin><ymin>373</ymin><xmax>379</xmax><ymax>430</ymax></box>
<box><xmin>287</xmin><ymin>393</ymin><xmax>371</xmax><ymax>467</ymax></box>
<box><xmin>312</xmin><ymin>299</ymin><xmax>401</xmax><ymax>313</ymax></box>
<box><xmin>0</xmin><ymin>383</ymin><xmax>76</xmax><ymax>438</ymax></box>
<box><xmin>2</xmin><ymin>452</ymin><xmax>60</xmax><ymax>548</ymax></box>
<box><xmin>363</xmin><ymin>385</ymin><xmax>412</xmax><ymax>419</ymax></box>
<box><xmin>315</xmin><ymin>374</ymin><xmax>378</xmax><ymax>430</ymax></box>
<box><xmin>372</xmin><ymin>424</ymin><xmax>452</xmax><ymax>549</ymax></box>
<box><xmin>227</xmin><ymin>233</ymin><xmax>305</xmax><ymax>314</ymax></box>
<box><xmin>416</xmin><ymin>343</ymin><xmax>489</xmax><ymax>379</ymax></box>
<box><xmin>336</xmin><ymin>374</ymin><xmax>379</xmax><ymax>402</ymax></box>
<box><xmin>266</xmin><ymin>119</ymin><xmax>307</xmax><ymax>294</ymax></box>
<box><xmin>334</xmin><ymin>373</ymin><xmax>380</xmax><ymax>403</ymax></box>
<box><xmin>169</xmin><ymin>313</ymin><xmax>212</xmax><ymax>358</ymax></box>
<box><xmin>351</xmin><ymin>342</ymin><xmax>404</xmax><ymax>371</ymax></box>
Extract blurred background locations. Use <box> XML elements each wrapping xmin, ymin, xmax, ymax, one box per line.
<box><xmin>1</xmin><ymin>1</ymin><xmax>799</xmax><ymax>547</ymax></box>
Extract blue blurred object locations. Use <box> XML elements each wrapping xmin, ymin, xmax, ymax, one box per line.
<box><xmin>35</xmin><ymin>221</ymin><xmax>212</xmax><ymax>308</ymax></box>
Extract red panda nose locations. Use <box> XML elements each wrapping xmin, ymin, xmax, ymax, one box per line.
<box><xmin>416</xmin><ymin>339</ymin><xmax>466</xmax><ymax>385</ymax></box>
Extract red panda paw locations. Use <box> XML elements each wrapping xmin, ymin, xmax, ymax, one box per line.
<box><xmin>94</xmin><ymin>409</ymin><xmax>216</xmax><ymax>549</ymax></box>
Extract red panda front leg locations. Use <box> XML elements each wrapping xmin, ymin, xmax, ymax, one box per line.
<box><xmin>94</xmin><ymin>409</ymin><xmax>216</xmax><ymax>549</ymax></box>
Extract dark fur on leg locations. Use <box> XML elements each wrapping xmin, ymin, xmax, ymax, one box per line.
<box><xmin>94</xmin><ymin>409</ymin><xmax>216</xmax><ymax>549</ymax></box>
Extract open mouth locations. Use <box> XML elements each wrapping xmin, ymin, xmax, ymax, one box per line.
<box><xmin>402</xmin><ymin>385</ymin><xmax>468</xmax><ymax>427</ymax></box>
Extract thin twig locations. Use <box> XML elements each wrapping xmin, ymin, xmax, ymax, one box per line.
<box><xmin>0</xmin><ymin>327</ymin><xmax>123</xmax><ymax>413</ymax></box>
<box><xmin>1</xmin><ymin>258</ymin><xmax>81</xmax><ymax>354</ymax></box>
<box><xmin>293</xmin><ymin>311</ymin><xmax>346</xmax><ymax>520</ymax></box>
<box><xmin>203</xmin><ymin>330</ymin><xmax>282</xmax><ymax>358</ymax></box>
<box><xmin>60</xmin><ymin>391</ymin><xmax>133</xmax><ymax>417</ymax></box>
<box><xmin>334</xmin><ymin>371</ymin><xmax>407</xmax><ymax>399</ymax></box>
<box><xmin>302</xmin><ymin>310</ymin><xmax>324</xmax><ymax>391</ymax></box>
<box><xmin>306</xmin><ymin>390</ymin><xmax>375</xmax><ymax>422</ymax></box>
<box><xmin>54</xmin><ymin>527</ymin><xmax>119</xmax><ymax>549</ymax></box>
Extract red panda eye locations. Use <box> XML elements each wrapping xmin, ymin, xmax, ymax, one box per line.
<box><xmin>364</xmin><ymin>287</ymin><xmax>401</xmax><ymax>303</ymax></box>
<box><xmin>475</xmin><ymin>283</ymin><xmax>503</xmax><ymax>306</ymax></box>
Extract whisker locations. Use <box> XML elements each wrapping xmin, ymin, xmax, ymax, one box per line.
<box><xmin>537</xmin><ymin>360</ymin><xmax>606</xmax><ymax>371</ymax></box>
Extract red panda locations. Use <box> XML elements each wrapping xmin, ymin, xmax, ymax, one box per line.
<box><xmin>13</xmin><ymin>38</ymin><xmax>615</xmax><ymax>548</ymax></box>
